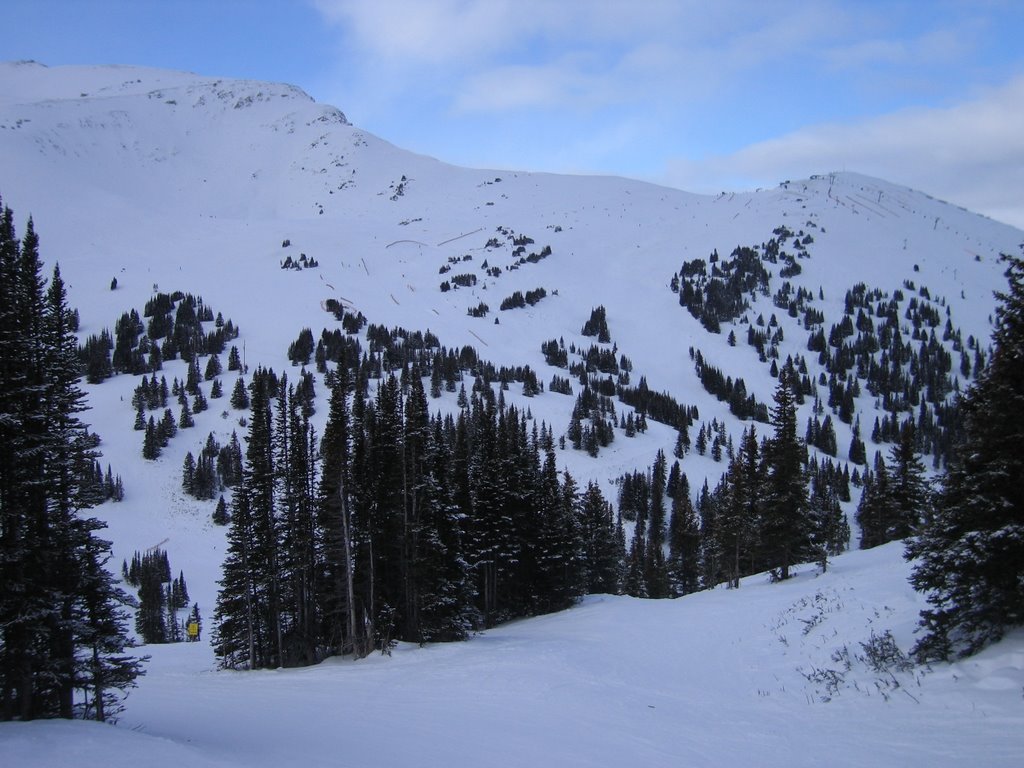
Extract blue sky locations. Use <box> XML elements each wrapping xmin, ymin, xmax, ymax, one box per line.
<box><xmin>4</xmin><ymin>0</ymin><xmax>1024</xmax><ymax>228</ymax></box>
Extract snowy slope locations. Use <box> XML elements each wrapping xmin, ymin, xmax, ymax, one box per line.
<box><xmin>1</xmin><ymin>61</ymin><xmax>1023</xmax><ymax>764</ymax></box>
<box><xmin>6</xmin><ymin>543</ymin><xmax>1024</xmax><ymax>767</ymax></box>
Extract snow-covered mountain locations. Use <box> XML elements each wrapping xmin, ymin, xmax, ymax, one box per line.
<box><xmin>1</xmin><ymin>61</ymin><xmax>1022</xmax><ymax>766</ymax></box>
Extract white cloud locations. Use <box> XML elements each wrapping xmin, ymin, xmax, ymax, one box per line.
<box><xmin>311</xmin><ymin>0</ymin><xmax>551</xmax><ymax>64</ymax></box>
<box><xmin>660</xmin><ymin>76</ymin><xmax>1024</xmax><ymax>229</ymax></box>
<box><xmin>822</xmin><ymin>22</ymin><xmax>982</xmax><ymax>76</ymax></box>
<box><xmin>310</xmin><ymin>0</ymin><xmax>837</xmax><ymax>87</ymax></box>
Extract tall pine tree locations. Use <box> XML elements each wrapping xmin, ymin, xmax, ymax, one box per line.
<box><xmin>760</xmin><ymin>364</ymin><xmax>809</xmax><ymax>580</ymax></box>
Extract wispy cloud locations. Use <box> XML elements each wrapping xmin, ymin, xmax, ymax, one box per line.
<box><xmin>310</xmin><ymin>0</ymin><xmax>841</xmax><ymax>107</ymax></box>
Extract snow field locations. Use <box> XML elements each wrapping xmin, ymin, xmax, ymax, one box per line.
<box><xmin>6</xmin><ymin>543</ymin><xmax>1024</xmax><ymax>767</ymax></box>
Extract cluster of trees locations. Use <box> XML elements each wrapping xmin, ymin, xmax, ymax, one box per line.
<box><xmin>182</xmin><ymin>432</ymin><xmax>243</xmax><ymax>500</ymax></box>
<box><xmin>134</xmin><ymin>359</ymin><xmax>235</xmax><ymax>458</ymax></box>
<box><xmin>670</xmin><ymin>229</ymin><xmax>972</xmax><ymax>476</ymax></box>
<box><xmin>541</xmin><ymin>338</ymin><xmax>569</xmax><ymax>368</ymax></box>
<box><xmin>581</xmin><ymin>305</ymin><xmax>611</xmax><ymax>342</ymax></box>
<box><xmin>315</xmin><ymin>321</ymin><xmax>553</xmax><ymax>409</ymax></box>
<box><xmin>574</xmin><ymin>344</ymin><xmax>628</xmax><ymax>377</ymax></box>
<box><xmin>440</xmin><ymin>273</ymin><xmax>477</xmax><ymax>291</ymax></box>
<box><xmin>513</xmin><ymin>243</ymin><xmax>552</xmax><ymax>266</ymax></box>
<box><xmin>693</xmin><ymin>419</ymin><xmax>730</xmax><ymax>461</ymax></box>
<box><xmin>80</xmin><ymin>291</ymin><xmax>239</xmax><ymax>385</ymax></box>
<box><xmin>805</xmin><ymin>412</ymin><xmax>838</xmax><ymax>456</ymax></box>
<box><xmin>547</xmin><ymin>310</ymin><xmax>690</xmax><ymax>436</ymax></box>
<box><xmin>693</xmin><ymin>350</ymin><xmax>770</xmax><ymax>422</ymax></box>
<box><xmin>807</xmin><ymin>280</ymin><xmax>973</xmax><ymax>466</ymax></box>
<box><xmin>616</xmin><ymin>376</ymin><xmax>694</xmax><ymax>430</ymax></box>
<box><xmin>80</xmin><ymin>458</ymin><xmax>125</xmax><ymax>504</ymax></box>
<box><xmin>566</xmin><ymin>385</ymin><xmax>619</xmax><ymax>456</ymax></box>
<box><xmin>616</xmin><ymin>364</ymin><xmax>849</xmax><ymax>599</ymax></box>
<box><xmin>321</xmin><ymin>300</ymin><xmax>366</xmax><ymax>335</ymax></box>
<box><xmin>213</xmin><ymin>363</ymin><xmax>624</xmax><ymax>669</ymax></box>
<box><xmin>123</xmin><ymin>549</ymin><xmax>194</xmax><ymax>645</ymax></box>
<box><xmin>855</xmin><ymin>422</ymin><xmax>929</xmax><ymax>549</ymax></box>
<box><xmin>549</xmin><ymin>374</ymin><xmax>573</xmax><ymax>395</ymax></box>
<box><xmin>288</xmin><ymin>328</ymin><xmax>315</xmax><ymax>365</ymax></box>
<box><xmin>499</xmin><ymin>287</ymin><xmax>546</xmax><ymax>311</ymax></box>
<box><xmin>663</xmin><ymin>235</ymin><xmax>1024</xmax><ymax>662</ymax></box>
<box><xmin>280</xmin><ymin>253</ymin><xmax>318</xmax><ymax>270</ymax></box>
<box><xmin>673</xmin><ymin>245</ymin><xmax>772</xmax><ymax>332</ymax></box>
<box><xmin>140</xmin><ymin>407</ymin><xmax>180</xmax><ymax>460</ymax></box>
<box><xmin>0</xmin><ymin>200</ymin><xmax>142</xmax><ymax>722</ymax></box>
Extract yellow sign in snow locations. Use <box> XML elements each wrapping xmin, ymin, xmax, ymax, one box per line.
<box><xmin>187</xmin><ymin>621</ymin><xmax>199</xmax><ymax>639</ymax></box>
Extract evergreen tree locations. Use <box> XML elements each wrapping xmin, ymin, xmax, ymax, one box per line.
<box><xmin>673</xmin><ymin>423</ymin><xmax>690</xmax><ymax>458</ymax></box>
<box><xmin>907</xmin><ymin>253</ymin><xmax>1024</xmax><ymax>660</ymax></box>
<box><xmin>578</xmin><ymin>481</ymin><xmax>623</xmax><ymax>594</ymax></box>
<box><xmin>160</xmin><ymin>408</ymin><xmax>177</xmax><ymax>444</ymax></box>
<box><xmin>887</xmin><ymin>421</ymin><xmax>929</xmax><ymax>539</ymax></box>
<box><xmin>217</xmin><ymin>432</ymin><xmax>243</xmax><ymax>488</ymax></box>
<box><xmin>808</xmin><ymin>467</ymin><xmax>848</xmax><ymax>571</ymax></box>
<box><xmin>213</xmin><ymin>367</ymin><xmax>284</xmax><ymax>669</ymax></box>
<box><xmin>760</xmin><ymin>364</ymin><xmax>809</xmax><ymax>580</ymax></box>
<box><xmin>72</xmin><ymin>529</ymin><xmax>144</xmax><ymax>721</ymax></box>
<box><xmin>134</xmin><ymin>549</ymin><xmax>169</xmax><ymax>645</ymax></box>
<box><xmin>205</xmin><ymin>353</ymin><xmax>222</xmax><ymax>381</ymax></box>
<box><xmin>182</xmin><ymin>452</ymin><xmax>196</xmax><ymax>495</ymax></box>
<box><xmin>818</xmin><ymin>415</ymin><xmax>838</xmax><ymax>457</ymax></box>
<box><xmin>667</xmin><ymin>473</ymin><xmax>700</xmax><ymax>595</ymax></box>
<box><xmin>246</xmin><ymin>369</ymin><xmax>284</xmax><ymax>666</ymax></box>
<box><xmin>81</xmin><ymin>330</ymin><xmax>113</xmax><ymax>384</ymax></box>
<box><xmin>275</xmin><ymin>377</ymin><xmax>320</xmax><ymax>666</ymax></box>
<box><xmin>179</xmin><ymin>397</ymin><xmax>194</xmax><ymax>429</ymax></box>
<box><xmin>719</xmin><ymin>426</ymin><xmax>760</xmax><ymax>588</ymax></box>
<box><xmin>213</xmin><ymin>494</ymin><xmax>231</xmax><ymax>525</ymax></box>
<box><xmin>533</xmin><ymin>455</ymin><xmax>584</xmax><ymax>611</ymax></box>
<box><xmin>697</xmin><ymin>480</ymin><xmax>720</xmax><ymax>589</ymax></box>
<box><xmin>624</xmin><ymin>534</ymin><xmax>648</xmax><ymax>597</ymax></box>
<box><xmin>212</xmin><ymin>476</ymin><xmax>259</xmax><ymax>668</ymax></box>
<box><xmin>317</xmin><ymin>367</ymin><xmax>365</xmax><ymax>657</ymax></box>
<box><xmin>414</xmin><ymin>414</ymin><xmax>476</xmax><ymax>642</ymax></box>
<box><xmin>857</xmin><ymin>422</ymin><xmax>928</xmax><ymax>549</ymax></box>
<box><xmin>848</xmin><ymin>417</ymin><xmax>867</xmax><ymax>464</ymax></box>
<box><xmin>230</xmin><ymin>377</ymin><xmax>249</xmax><ymax>409</ymax></box>
<box><xmin>0</xmin><ymin>206</ymin><xmax>141</xmax><ymax>720</ymax></box>
<box><xmin>856</xmin><ymin>452</ymin><xmax>891</xmax><ymax>549</ymax></box>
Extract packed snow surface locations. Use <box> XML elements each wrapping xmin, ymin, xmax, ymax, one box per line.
<box><xmin>5</xmin><ymin>543</ymin><xmax>1024</xmax><ymax>767</ymax></box>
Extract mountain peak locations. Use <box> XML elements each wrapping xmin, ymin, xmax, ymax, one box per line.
<box><xmin>0</xmin><ymin>61</ymin><xmax>341</xmax><ymax>122</ymax></box>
